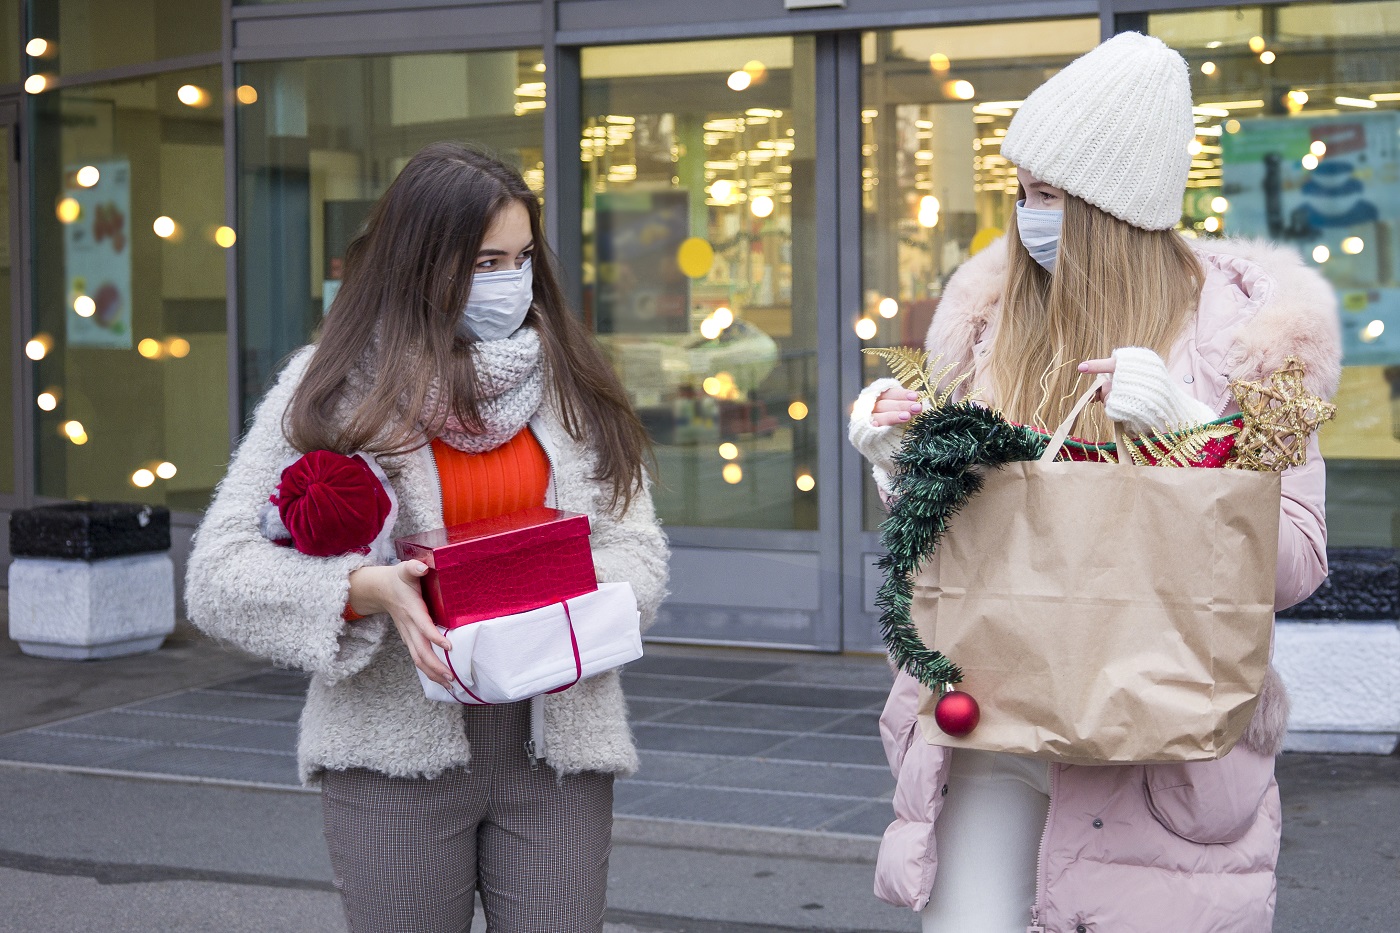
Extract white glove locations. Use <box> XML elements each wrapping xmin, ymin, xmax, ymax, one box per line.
<box><xmin>1104</xmin><ymin>348</ymin><xmax>1217</xmax><ymax>435</ymax></box>
<box><xmin>849</xmin><ymin>378</ymin><xmax>907</xmax><ymax>495</ymax></box>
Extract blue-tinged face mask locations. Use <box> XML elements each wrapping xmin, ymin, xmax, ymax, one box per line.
<box><xmin>1016</xmin><ymin>200</ymin><xmax>1063</xmax><ymax>273</ymax></box>
<box><xmin>460</xmin><ymin>259</ymin><xmax>533</xmax><ymax>342</ymax></box>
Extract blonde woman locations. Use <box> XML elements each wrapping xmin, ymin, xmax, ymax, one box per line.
<box><xmin>850</xmin><ymin>33</ymin><xmax>1339</xmax><ymax>932</ymax></box>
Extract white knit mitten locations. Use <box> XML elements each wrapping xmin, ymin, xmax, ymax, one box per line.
<box><xmin>849</xmin><ymin>378</ymin><xmax>908</xmax><ymax>493</ymax></box>
<box><xmin>1104</xmin><ymin>347</ymin><xmax>1217</xmax><ymax>434</ymax></box>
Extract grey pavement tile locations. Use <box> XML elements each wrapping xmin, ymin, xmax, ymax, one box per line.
<box><xmin>631</xmin><ymin>750</ymin><xmax>731</xmax><ymax>783</ymax></box>
<box><xmin>613</xmin><ymin>779</ymin><xmax>671</xmax><ymax>810</ymax></box>
<box><xmin>820</xmin><ymin>801</ymin><xmax>896</xmax><ymax>838</ymax></box>
<box><xmin>115</xmin><ymin>744</ymin><xmax>301</xmax><ymax>786</ymax></box>
<box><xmin>654</xmin><ymin>702</ymin><xmax>849</xmax><ymax>734</ymax></box>
<box><xmin>761</xmin><ymin>734</ymin><xmax>889</xmax><ymax>767</ymax></box>
<box><xmin>208</xmin><ymin>722</ymin><xmax>299</xmax><ymax>755</ymax></box>
<box><xmin>37</xmin><ymin>710</ymin><xmax>239</xmax><ymax>746</ymax></box>
<box><xmin>686</xmin><ymin>757</ymin><xmax>894</xmax><ymax>799</ymax></box>
<box><xmin>133</xmin><ymin>691</ymin><xmax>306</xmax><ymax>723</ymax></box>
<box><xmin>616</xmin><ymin>785</ymin><xmax>867</xmax><ymax>831</ymax></box>
<box><xmin>0</xmin><ymin>731</ymin><xmax>152</xmax><ymax>770</ymax></box>
<box><xmin>763</xmin><ymin>661</ymin><xmax>897</xmax><ymax>689</ymax></box>
<box><xmin>631</xmin><ymin>723</ymin><xmax>788</xmax><ymax>757</ymax></box>
<box><xmin>625</xmin><ymin>655</ymin><xmax>788</xmax><ymax>681</ymax></box>
<box><xmin>204</xmin><ymin>670</ymin><xmax>311</xmax><ymax>697</ymax></box>
<box><xmin>625</xmin><ymin>697</ymin><xmax>690</xmax><ymax>722</ymax></box>
<box><xmin>707</xmin><ymin>683</ymin><xmax>890</xmax><ymax>711</ymax></box>
<box><xmin>620</xmin><ymin>673</ymin><xmax>747</xmax><ymax>701</ymax></box>
<box><xmin>816</xmin><ymin>710</ymin><xmax>884</xmax><ymax>738</ymax></box>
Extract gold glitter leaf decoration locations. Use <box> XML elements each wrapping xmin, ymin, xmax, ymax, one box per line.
<box><xmin>863</xmin><ymin>347</ymin><xmax>973</xmax><ymax>410</ymax></box>
<box><xmin>1124</xmin><ymin>421</ymin><xmax>1241</xmax><ymax>468</ymax></box>
<box><xmin>1225</xmin><ymin>357</ymin><xmax>1336</xmax><ymax>472</ymax></box>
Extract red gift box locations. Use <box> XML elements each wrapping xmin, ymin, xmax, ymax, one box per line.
<box><xmin>394</xmin><ymin>507</ymin><xmax>598</xmax><ymax>629</ymax></box>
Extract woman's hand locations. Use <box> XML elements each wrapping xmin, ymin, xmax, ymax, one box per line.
<box><xmin>1077</xmin><ymin>357</ymin><xmax>1116</xmax><ymax>401</ymax></box>
<box><xmin>870</xmin><ymin>388</ymin><xmax>923</xmax><ymax>428</ymax></box>
<box><xmin>347</xmin><ymin>561</ymin><xmax>455</xmax><ymax>688</ymax></box>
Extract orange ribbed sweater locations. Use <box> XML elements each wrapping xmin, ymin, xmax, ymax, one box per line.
<box><xmin>431</xmin><ymin>429</ymin><xmax>551</xmax><ymax>525</ymax></box>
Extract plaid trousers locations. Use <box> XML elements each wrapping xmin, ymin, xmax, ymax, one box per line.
<box><xmin>320</xmin><ymin>701</ymin><xmax>614</xmax><ymax>933</ymax></box>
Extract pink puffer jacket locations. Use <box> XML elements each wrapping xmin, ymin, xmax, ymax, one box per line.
<box><xmin>867</xmin><ymin>238</ymin><xmax>1341</xmax><ymax>931</ymax></box>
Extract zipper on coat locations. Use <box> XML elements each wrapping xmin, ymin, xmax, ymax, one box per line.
<box><xmin>1028</xmin><ymin>763</ymin><xmax>1057</xmax><ymax>933</ymax></box>
<box><xmin>526</xmin><ymin>418</ymin><xmax>560</xmax><ymax>766</ymax></box>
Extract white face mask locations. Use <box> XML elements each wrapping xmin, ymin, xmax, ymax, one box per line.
<box><xmin>1016</xmin><ymin>200</ymin><xmax>1063</xmax><ymax>273</ymax></box>
<box><xmin>460</xmin><ymin>259</ymin><xmax>533</xmax><ymax>342</ymax></box>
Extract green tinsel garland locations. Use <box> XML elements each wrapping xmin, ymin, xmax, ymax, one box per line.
<box><xmin>875</xmin><ymin>403</ymin><xmax>1047</xmax><ymax>690</ymax></box>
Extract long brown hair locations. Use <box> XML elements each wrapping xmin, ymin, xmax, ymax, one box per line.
<box><xmin>284</xmin><ymin>142</ymin><xmax>650</xmax><ymax>511</ymax></box>
<box><xmin>988</xmin><ymin>190</ymin><xmax>1204</xmax><ymax>441</ymax></box>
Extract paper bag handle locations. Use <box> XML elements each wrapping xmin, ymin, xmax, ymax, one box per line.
<box><xmin>1037</xmin><ymin>374</ymin><xmax>1133</xmax><ymax>467</ymax></box>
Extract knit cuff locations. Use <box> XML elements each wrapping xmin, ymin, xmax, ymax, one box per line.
<box><xmin>1105</xmin><ymin>347</ymin><xmax>1218</xmax><ymax>434</ymax></box>
<box><xmin>849</xmin><ymin>378</ymin><xmax>908</xmax><ymax>476</ymax></box>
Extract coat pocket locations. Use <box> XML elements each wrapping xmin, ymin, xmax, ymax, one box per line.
<box><xmin>1144</xmin><ymin>745</ymin><xmax>1275</xmax><ymax>845</ymax></box>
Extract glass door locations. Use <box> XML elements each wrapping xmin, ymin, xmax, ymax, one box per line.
<box><xmin>580</xmin><ymin>36</ymin><xmax>847</xmax><ymax>650</ymax></box>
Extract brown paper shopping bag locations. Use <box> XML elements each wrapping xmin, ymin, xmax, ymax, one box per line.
<box><xmin>913</xmin><ymin>386</ymin><xmax>1281</xmax><ymax>764</ymax></box>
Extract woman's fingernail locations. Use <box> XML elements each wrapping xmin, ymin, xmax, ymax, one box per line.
<box><xmin>1077</xmin><ymin>364</ymin><xmax>1088</xmax><ymax>372</ymax></box>
<box><xmin>898</xmin><ymin>412</ymin><xmax>911</xmax><ymax>421</ymax></box>
<box><xmin>909</xmin><ymin>404</ymin><xmax>922</xmax><ymax>412</ymax></box>
<box><xmin>870</xmin><ymin>418</ymin><xmax>880</xmax><ymax>428</ymax></box>
<box><xmin>907</xmin><ymin>393</ymin><xmax>920</xmax><ymax>400</ymax></box>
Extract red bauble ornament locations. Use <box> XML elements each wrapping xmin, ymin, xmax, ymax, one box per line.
<box><xmin>934</xmin><ymin>690</ymin><xmax>980</xmax><ymax>737</ymax></box>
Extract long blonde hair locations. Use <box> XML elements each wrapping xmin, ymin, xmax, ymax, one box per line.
<box><xmin>988</xmin><ymin>190</ymin><xmax>1204</xmax><ymax>441</ymax></box>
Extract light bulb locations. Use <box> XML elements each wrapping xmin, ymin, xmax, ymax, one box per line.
<box><xmin>153</xmin><ymin>216</ymin><xmax>176</xmax><ymax>238</ymax></box>
<box><xmin>156</xmin><ymin>461</ymin><xmax>178</xmax><ymax>479</ymax></box>
<box><xmin>73</xmin><ymin>295</ymin><xmax>96</xmax><ymax>317</ymax></box>
<box><xmin>878</xmin><ymin>298</ymin><xmax>899</xmax><ymax>319</ymax></box>
<box><xmin>76</xmin><ymin>165</ymin><xmax>100</xmax><ymax>187</ymax></box>
<box><xmin>718</xmin><ymin>443</ymin><xmax>738</xmax><ymax>461</ymax></box>
<box><xmin>215</xmin><ymin>226</ymin><xmax>237</xmax><ymax>248</ymax></box>
<box><xmin>727</xmin><ymin>71</ymin><xmax>751</xmax><ymax>92</ymax></box>
<box><xmin>795</xmin><ymin>473</ymin><xmax>815</xmax><ymax>492</ymax></box>
<box><xmin>750</xmin><ymin>195</ymin><xmax>774</xmax><ymax>219</ymax></box>
<box><xmin>855</xmin><ymin>318</ymin><xmax>878</xmax><ymax>340</ymax></box>
<box><xmin>788</xmin><ymin>401</ymin><xmax>808</xmax><ymax>421</ymax></box>
<box><xmin>132</xmin><ymin>469</ymin><xmax>155</xmax><ymax>488</ymax></box>
<box><xmin>722</xmin><ymin>463</ymin><xmax>743</xmax><ymax>484</ymax></box>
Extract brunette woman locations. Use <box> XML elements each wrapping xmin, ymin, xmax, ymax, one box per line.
<box><xmin>187</xmin><ymin>143</ymin><xmax>668</xmax><ymax>933</ymax></box>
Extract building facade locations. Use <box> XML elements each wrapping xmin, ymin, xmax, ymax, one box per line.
<box><xmin>3</xmin><ymin>0</ymin><xmax>1398</xmax><ymax>656</ymax></box>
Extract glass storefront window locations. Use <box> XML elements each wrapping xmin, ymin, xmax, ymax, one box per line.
<box><xmin>30</xmin><ymin>66</ymin><xmax>228</xmax><ymax>510</ymax></box>
<box><xmin>1</xmin><ymin>0</ymin><xmax>19</xmax><ymax>85</ymax></box>
<box><xmin>236</xmin><ymin>50</ymin><xmax>546</xmax><ymax>417</ymax></box>
<box><xmin>858</xmin><ymin>20</ymin><xmax>1100</xmax><ymax>528</ymax></box>
<box><xmin>581</xmin><ymin>38</ymin><xmax>820</xmax><ymax>531</ymax></box>
<box><xmin>1150</xmin><ymin>2</ymin><xmax>1400</xmax><ymax>548</ymax></box>
<box><xmin>27</xmin><ymin>0</ymin><xmax>219</xmax><ymax>79</ymax></box>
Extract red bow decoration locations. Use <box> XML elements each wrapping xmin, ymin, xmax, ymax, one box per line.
<box><xmin>268</xmin><ymin>450</ymin><xmax>394</xmax><ymax>557</ymax></box>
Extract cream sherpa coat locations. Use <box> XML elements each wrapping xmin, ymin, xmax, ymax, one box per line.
<box><xmin>186</xmin><ymin>348</ymin><xmax>669</xmax><ymax>784</ymax></box>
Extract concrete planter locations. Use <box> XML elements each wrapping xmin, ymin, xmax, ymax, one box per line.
<box><xmin>1276</xmin><ymin>548</ymin><xmax>1400</xmax><ymax>754</ymax></box>
<box><xmin>7</xmin><ymin>503</ymin><xmax>175</xmax><ymax>660</ymax></box>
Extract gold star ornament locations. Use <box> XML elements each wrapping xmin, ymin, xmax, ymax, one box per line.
<box><xmin>1225</xmin><ymin>356</ymin><xmax>1336</xmax><ymax>472</ymax></box>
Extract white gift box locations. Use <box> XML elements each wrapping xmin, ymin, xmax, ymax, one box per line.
<box><xmin>417</xmin><ymin>582</ymin><xmax>642</xmax><ymax>705</ymax></box>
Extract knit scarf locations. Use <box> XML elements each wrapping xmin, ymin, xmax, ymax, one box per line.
<box><xmin>350</xmin><ymin>326</ymin><xmax>545</xmax><ymax>455</ymax></box>
<box><xmin>426</xmin><ymin>327</ymin><xmax>545</xmax><ymax>453</ymax></box>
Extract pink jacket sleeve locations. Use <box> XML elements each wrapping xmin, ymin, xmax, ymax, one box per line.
<box><xmin>1275</xmin><ymin>433</ymin><xmax>1328</xmax><ymax>612</ymax></box>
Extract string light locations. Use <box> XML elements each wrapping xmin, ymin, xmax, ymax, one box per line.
<box><xmin>788</xmin><ymin>401</ymin><xmax>809</xmax><ymax>421</ymax></box>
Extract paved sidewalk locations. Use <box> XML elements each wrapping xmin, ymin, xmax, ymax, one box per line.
<box><xmin>0</xmin><ymin>646</ymin><xmax>898</xmax><ymax>841</ymax></box>
<box><xmin>2</xmin><ymin>613</ymin><xmax>1398</xmax><ymax>932</ymax></box>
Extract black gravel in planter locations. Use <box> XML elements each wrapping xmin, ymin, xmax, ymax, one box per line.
<box><xmin>10</xmin><ymin>502</ymin><xmax>171</xmax><ymax>560</ymax></box>
<box><xmin>1278</xmin><ymin>547</ymin><xmax>1400</xmax><ymax>622</ymax></box>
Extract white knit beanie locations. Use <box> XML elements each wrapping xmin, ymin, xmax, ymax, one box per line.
<box><xmin>1002</xmin><ymin>32</ymin><xmax>1194</xmax><ymax>231</ymax></box>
